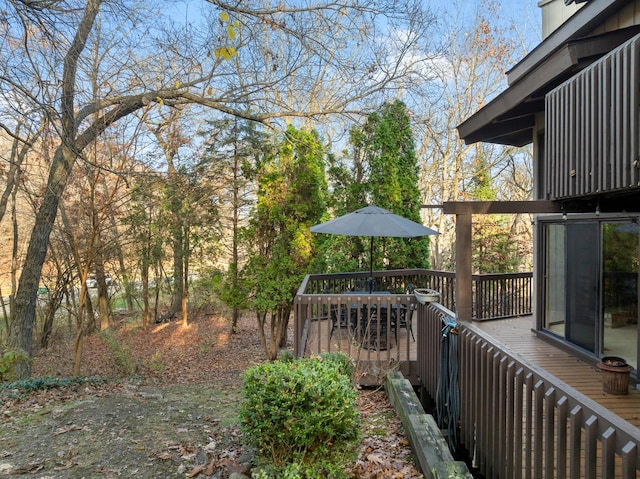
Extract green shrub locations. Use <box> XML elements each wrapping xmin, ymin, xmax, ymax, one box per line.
<box><xmin>100</xmin><ymin>329</ymin><xmax>137</xmax><ymax>377</ymax></box>
<box><xmin>318</xmin><ymin>351</ymin><xmax>355</xmax><ymax>379</ymax></box>
<box><xmin>251</xmin><ymin>459</ymin><xmax>349</xmax><ymax>479</ymax></box>
<box><xmin>279</xmin><ymin>350</ymin><xmax>294</xmax><ymax>362</ymax></box>
<box><xmin>241</xmin><ymin>353</ymin><xmax>360</xmax><ymax>479</ymax></box>
<box><xmin>0</xmin><ymin>349</ymin><xmax>30</xmax><ymax>382</ymax></box>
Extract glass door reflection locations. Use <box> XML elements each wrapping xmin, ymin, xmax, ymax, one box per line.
<box><xmin>602</xmin><ymin>221</ymin><xmax>639</xmax><ymax>370</ymax></box>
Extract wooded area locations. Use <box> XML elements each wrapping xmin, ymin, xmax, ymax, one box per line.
<box><xmin>0</xmin><ymin>0</ymin><xmax>536</xmax><ymax>378</ymax></box>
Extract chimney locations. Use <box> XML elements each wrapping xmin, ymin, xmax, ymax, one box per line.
<box><xmin>538</xmin><ymin>0</ymin><xmax>589</xmax><ymax>38</ymax></box>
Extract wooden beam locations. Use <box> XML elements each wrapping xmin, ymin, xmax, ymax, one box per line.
<box><xmin>443</xmin><ymin>201</ymin><xmax>562</xmax><ymax>215</ymax></box>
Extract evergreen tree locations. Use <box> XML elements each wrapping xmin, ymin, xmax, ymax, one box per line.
<box><xmin>322</xmin><ymin>100</ymin><xmax>430</xmax><ymax>273</ymax></box>
<box><xmin>469</xmin><ymin>153</ymin><xmax>519</xmax><ymax>273</ymax></box>
<box><xmin>242</xmin><ymin>126</ymin><xmax>327</xmax><ymax>359</ymax></box>
<box><xmin>199</xmin><ymin>118</ymin><xmax>268</xmax><ymax>333</ymax></box>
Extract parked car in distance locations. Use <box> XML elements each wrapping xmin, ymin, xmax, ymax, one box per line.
<box><xmin>86</xmin><ymin>275</ymin><xmax>112</xmax><ymax>288</ymax></box>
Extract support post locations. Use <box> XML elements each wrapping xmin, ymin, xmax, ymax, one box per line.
<box><xmin>456</xmin><ymin>213</ymin><xmax>473</xmax><ymax>322</ymax></box>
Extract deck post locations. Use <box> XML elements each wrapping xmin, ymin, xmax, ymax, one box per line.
<box><xmin>456</xmin><ymin>213</ymin><xmax>473</xmax><ymax>322</ymax></box>
<box><xmin>441</xmin><ymin>200</ymin><xmax>561</xmax><ymax>322</ymax></box>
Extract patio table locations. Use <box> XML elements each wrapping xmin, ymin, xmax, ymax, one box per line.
<box><xmin>338</xmin><ymin>291</ymin><xmax>399</xmax><ymax>350</ymax></box>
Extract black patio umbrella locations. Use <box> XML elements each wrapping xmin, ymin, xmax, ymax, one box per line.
<box><xmin>310</xmin><ymin>204</ymin><xmax>439</xmax><ymax>291</ymax></box>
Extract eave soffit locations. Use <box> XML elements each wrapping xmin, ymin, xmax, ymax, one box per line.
<box><xmin>457</xmin><ymin>0</ymin><xmax>638</xmax><ymax>146</ymax></box>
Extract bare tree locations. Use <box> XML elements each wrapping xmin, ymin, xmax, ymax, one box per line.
<box><xmin>146</xmin><ymin>108</ymin><xmax>191</xmax><ymax>319</ymax></box>
<box><xmin>1</xmin><ymin>0</ymin><xmax>436</xmax><ymax>377</ymax></box>
<box><xmin>412</xmin><ymin>1</ymin><xmax>531</xmax><ymax>270</ymax></box>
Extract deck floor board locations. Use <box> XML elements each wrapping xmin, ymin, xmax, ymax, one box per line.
<box><xmin>474</xmin><ymin>316</ymin><xmax>640</xmax><ymax>431</ymax></box>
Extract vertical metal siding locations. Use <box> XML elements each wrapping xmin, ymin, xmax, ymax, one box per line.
<box><xmin>545</xmin><ymin>33</ymin><xmax>640</xmax><ymax>199</ymax></box>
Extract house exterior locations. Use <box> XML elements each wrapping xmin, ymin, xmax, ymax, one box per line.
<box><xmin>458</xmin><ymin>0</ymin><xmax>640</xmax><ymax>374</ymax></box>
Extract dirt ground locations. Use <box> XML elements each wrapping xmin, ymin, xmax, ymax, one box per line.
<box><xmin>0</xmin><ymin>312</ymin><xmax>423</xmax><ymax>478</ymax></box>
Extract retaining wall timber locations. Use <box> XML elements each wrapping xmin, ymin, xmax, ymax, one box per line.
<box><xmin>385</xmin><ymin>371</ymin><xmax>472</xmax><ymax>479</ymax></box>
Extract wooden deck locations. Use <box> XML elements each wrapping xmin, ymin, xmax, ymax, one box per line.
<box><xmin>296</xmin><ymin>274</ymin><xmax>640</xmax><ymax>477</ymax></box>
<box><xmin>474</xmin><ymin>316</ymin><xmax>640</xmax><ymax>431</ymax></box>
<box><xmin>306</xmin><ymin>313</ymin><xmax>640</xmax><ymax>431</ymax></box>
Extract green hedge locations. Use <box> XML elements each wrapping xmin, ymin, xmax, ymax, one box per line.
<box><xmin>240</xmin><ymin>353</ymin><xmax>360</xmax><ymax>479</ymax></box>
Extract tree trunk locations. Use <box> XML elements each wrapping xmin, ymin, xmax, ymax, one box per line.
<box><xmin>9</xmin><ymin>182</ymin><xmax>18</xmax><ymax>334</ymax></box>
<box><xmin>0</xmin><ymin>285</ymin><xmax>8</xmax><ymax>341</ymax></box>
<box><xmin>97</xmin><ymin>286</ymin><xmax>110</xmax><ymax>331</ymax></box>
<box><xmin>85</xmin><ymin>288</ymin><xmax>95</xmax><ymax>332</ymax></box>
<box><xmin>142</xmin><ymin>272</ymin><xmax>150</xmax><ymax>326</ymax></box>
<box><xmin>40</xmin><ymin>271</ymin><xmax>67</xmax><ymax>349</ymax></box>
<box><xmin>72</xmin><ymin>286</ymin><xmax>90</xmax><ymax>376</ymax></box>
<box><xmin>181</xmin><ymin>229</ymin><xmax>189</xmax><ymax>327</ymax></box>
<box><xmin>7</xmin><ymin>0</ymin><xmax>102</xmax><ymax>378</ymax></box>
<box><xmin>171</xmin><ymin>226</ymin><xmax>184</xmax><ymax>314</ymax></box>
<box><xmin>94</xmin><ymin>254</ymin><xmax>110</xmax><ymax>331</ymax></box>
<box><xmin>231</xmin><ymin>308</ymin><xmax>240</xmax><ymax>334</ymax></box>
<box><xmin>72</xmin><ymin>321</ymin><xmax>84</xmax><ymax>377</ymax></box>
<box><xmin>230</xmin><ymin>162</ymin><xmax>240</xmax><ymax>334</ymax></box>
<box><xmin>141</xmin><ymin>237</ymin><xmax>151</xmax><ymax>326</ymax></box>
<box><xmin>9</xmin><ymin>148</ymin><xmax>76</xmax><ymax>377</ymax></box>
<box><xmin>278</xmin><ymin>306</ymin><xmax>291</xmax><ymax>348</ymax></box>
<box><xmin>269</xmin><ymin>311</ymin><xmax>279</xmax><ymax>361</ymax></box>
<box><xmin>255</xmin><ymin>310</ymin><xmax>272</xmax><ymax>360</ymax></box>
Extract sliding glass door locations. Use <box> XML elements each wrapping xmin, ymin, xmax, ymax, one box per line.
<box><xmin>602</xmin><ymin>222</ymin><xmax>639</xmax><ymax>368</ymax></box>
<box><xmin>544</xmin><ymin>224</ymin><xmax>566</xmax><ymax>337</ymax></box>
<box><xmin>565</xmin><ymin>223</ymin><xmax>598</xmax><ymax>353</ymax></box>
<box><xmin>542</xmin><ymin>218</ymin><xmax>639</xmax><ymax>367</ymax></box>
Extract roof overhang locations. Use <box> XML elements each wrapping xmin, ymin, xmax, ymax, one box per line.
<box><xmin>457</xmin><ymin>0</ymin><xmax>639</xmax><ymax>146</ymax></box>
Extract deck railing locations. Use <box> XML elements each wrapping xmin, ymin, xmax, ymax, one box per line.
<box><xmin>295</xmin><ymin>269</ymin><xmax>457</xmax><ymax>383</ymax></box>
<box><xmin>420</xmin><ymin>302</ymin><xmax>640</xmax><ymax>479</ymax></box>
<box><xmin>294</xmin><ymin>288</ymin><xmax>420</xmax><ymax>383</ymax></box>
<box><xmin>473</xmin><ymin>272</ymin><xmax>532</xmax><ymax>320</ymax></box>
<box><xmin>294</xmin><ymin>269</ymin><xmax>532</xmax><ymax>383</ymax></box>
<box><xmin>297</xmin><ymin>269</ymin><xmax>533</xmax><ymax>321</ymax></box>
<box><xmin>298</xmin><ymin>269</ymin><xmax>457</xmax><ymax>310</ymax></box>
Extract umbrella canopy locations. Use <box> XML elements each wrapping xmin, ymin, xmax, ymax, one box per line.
<box><xmin>310</xmin><ymin>205</ymin><xmax>438</xmax><ymax>290</ymax></box>
<box><xmin>310</xmin><ymin>205</ymin><xmax>438</xmax><ymax>238</ymax></box>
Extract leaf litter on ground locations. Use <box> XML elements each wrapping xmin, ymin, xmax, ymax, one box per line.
<box><xmin>0</xmin><ymin>312</ymin><xmax>423</xmax><ymax>478</ymax></box>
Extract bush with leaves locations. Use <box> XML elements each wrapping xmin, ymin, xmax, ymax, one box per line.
<box><xmin>315</xmin><ymin>351</ymin><xmax>355</xmax><ymax>379</ymax></box>
<box><xmin>0</xmin><ymin>349</ymin><xmax>30</xmax><ymax>382</ymax></box>
<box><xmin>100</xmin><ymin>329</ymin><xmax>137</xmax><ymax>377</ymax></box>
<box><xmin>0</xmin><ymin>376</ymin><xmax>108</xmax><ymax>397</ymax></box>
<box><xmin>240</xmin><ymin>353</ymin><xmax>359</xmax><ymax>479</ymax></box>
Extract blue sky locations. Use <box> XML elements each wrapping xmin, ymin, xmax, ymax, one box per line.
<box><xmin>428</xmin><ymin>0</ymin><xmax>542</xmax><ymax>53</ymax></box>
<box><xmin>169</xmin><ymin>0</ymin><xmax>543</xmax><ymax>54</ymax></box>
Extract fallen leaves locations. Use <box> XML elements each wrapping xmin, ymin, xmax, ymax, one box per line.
<box><xmin>12</xmin><ymin>462</ymin><xmax>44</xmax><ymax>474</ymax></box>
<box><xmin>187</xmin><ymin>463</ymin><xmax>205</xmax><ymax>477</ymax></box>
<box><xmin>6</xmin><ymin>314</ymin><xmax>424</xmax><ymax>478</ymax></box>
<box><xmin>153</xmin><ymin>451</ymin><xmax>175</xmax><ymax>461</ymax></box>
<box><xmin>353</xmin><ymin>389</ymin><xmax>423</xmax><ymax>478</ymax></box>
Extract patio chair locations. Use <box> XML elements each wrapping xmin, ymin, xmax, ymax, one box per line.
<box><xmin>330</xmin><ymin>303</ymin><xmax>353</xmax><ymax>338</ymax></box>
<box><xmin>351</xmin><ymin>279</ymin><xmax>367</xmax><ymax>291</ymax></box>
<box><xmin>358</xmin><ymin>302</ymin><xmax>398</xmax><ymax>350</ymax></box>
